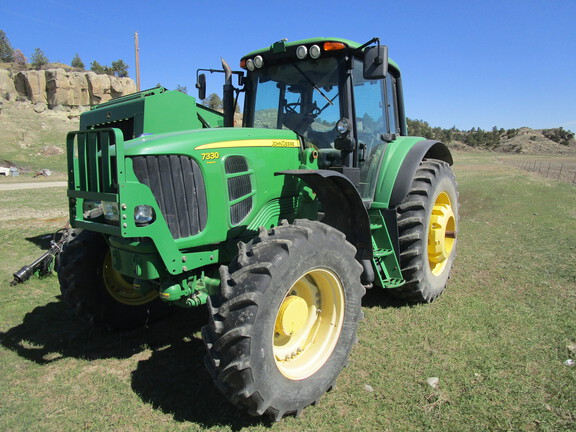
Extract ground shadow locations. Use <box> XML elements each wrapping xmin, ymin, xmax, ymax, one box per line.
<box><xmin>361</xmin><ymin>285</ymin><xmax>414</xmax><ymax>309</ymax></box>
<box><xmin>0</xmin><ymin>298</ymin><xmax>268</xmax><ymax>428</ymax></box>
<box><xmin>0</xmin><ymin>299</ymin><xmax>197</xmax><ymax>364</ymax></box>
<box><xmin>131</xmin><ymin>337</ymin><xmax>272</xmax><ymax>429</ymax></box>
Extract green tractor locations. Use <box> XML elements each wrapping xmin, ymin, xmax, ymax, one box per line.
<box><xmin>59</xmin><ymin>37</ymin><xmax>458</xmax><ymax>420</ymax></box>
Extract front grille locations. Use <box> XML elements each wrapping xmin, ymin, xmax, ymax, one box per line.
<box><xmin>131</xmin><ymin>155</ymin><xmax>207</xmax><ymax>239</ymax></box>
<box><xmin>68</xmin><ymin>130</ymin><xmax>119</xmax><ymax>193</ymax></box>
<box><xmin>224</xmin><ymin>156</ymin><xmax>253</xmax><ymax>225</ymax></box>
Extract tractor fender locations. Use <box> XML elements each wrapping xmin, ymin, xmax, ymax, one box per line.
<box><xmin>388</xmin><ymin>140</ymin><xmax>452</xmax><ymax>208</ymax></box>
<box><xmin>275</xmin><ymin>169</ymin><xmax>373</xmax><ymax>264</ymax></box>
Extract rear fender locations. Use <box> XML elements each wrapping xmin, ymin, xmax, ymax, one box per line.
<box><xmin>388</xmin><ymin>140</ymin><xmax>452</xmax><ymax>207</ymax></box>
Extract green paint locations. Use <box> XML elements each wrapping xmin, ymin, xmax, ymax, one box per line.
<box><xmin>65</xmin><ymin>36</ymin><xmax>453</xmax><ymax>309</ymax></box>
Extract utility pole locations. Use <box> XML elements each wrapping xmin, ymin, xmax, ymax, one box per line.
<box><xmin>134</xmin><ymin>32</ymin><xmax>141</xmax><ymax>91</ymax></box>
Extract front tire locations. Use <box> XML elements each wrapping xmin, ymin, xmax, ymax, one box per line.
<box><xmin>202</xmin><ymin>220</ymin><xmax>364</xmax><ymax>420</ymax></box>
<box><xmin>392</xmin><ymin>159</ymin><xmax>459</xmax><ymax>302</ymax></box>
<box><xmin>57</xmin><ymin>230</ymin><xmax>169</xmax><ymax>330</ymax></box>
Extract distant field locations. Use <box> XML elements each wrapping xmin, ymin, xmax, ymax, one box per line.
<box><xmin>0</xmin><ymin>152</ymin><xmax>574</xmax><ymax>431</ymax></box>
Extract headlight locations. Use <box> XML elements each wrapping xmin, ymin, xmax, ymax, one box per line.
<box><xmin>296</xmin><ymin>45</ymin><xmax>308</xmax><ymax>59</ymax></box>
<box><xmin>309</xmin><ymin>44</ymin><xmax>321</xmax><ymax>59</ymax></box>
<box><xmin>246</xmin><ymin>59</ymin><xmax>255</xmax><ymax>71</ymax></box>
<box><xmin>254</xmin><ymin>55</ymin><xmax>264</xmax><ymax>68</ymax></box>
<box><xmin>102</xmin><ymin>201</ymin><xmax>119</xmax><ymax>223</ymax></box>
<box><xmin>134</xmin><ymin>205</ymin><xmax>155</xmax><ymax>226</ymax></box>
<box><xmin>337</xmin><ymin>118</ymin><xmax>352</xmax><ymax>135</ymax></box>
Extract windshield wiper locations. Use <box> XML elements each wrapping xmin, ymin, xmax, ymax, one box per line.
<box><xmin>291</xmin><ymin>63</ymin><xmax>333</xmax><ymax>107</ymax></box>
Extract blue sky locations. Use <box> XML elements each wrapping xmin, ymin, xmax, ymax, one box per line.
<box><xmin>1</xmin><ymin>0</ymin><xmax>575</xmax><ymax>132</ymax></box>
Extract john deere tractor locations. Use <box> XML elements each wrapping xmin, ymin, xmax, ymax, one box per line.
<box><xmin>59</xmin><ymin>37</ymin><xmax>458</xmax><ymax>420</ymax></box>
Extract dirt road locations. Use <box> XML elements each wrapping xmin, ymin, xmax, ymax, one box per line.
<box><xmin>0</xmin><ymin>181</ymin><xmax>67</xmax><ymax>191</ymax></box>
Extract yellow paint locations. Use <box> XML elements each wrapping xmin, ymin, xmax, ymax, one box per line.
<box><xmin>428</xmin><ymin>191</ymin><xmax>456</xmax><ymax>276</ymax></box>
<box><xmin>273</xmin><ymin>269</ymin><xmax>344</xmax><ymax>380</ymax></box>
<box><xmin>194</xmin><ymin>139</ymin><xmax>300</xmax><ymax>150</ymax></box>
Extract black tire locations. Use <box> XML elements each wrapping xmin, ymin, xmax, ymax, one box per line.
<box><xmin>201</xmin><ymin>219</ymin><xmax>364</xmax><ymax>420</ymax></box>
<box><xmin>57</xmin><ymin>230</ymin><xmax>169</xmax><ymax>330</ymax></box>
<box><xmin>391</xmin><ymin>159</ymin><xmax>459</xmax><ymax>302</ymax></box>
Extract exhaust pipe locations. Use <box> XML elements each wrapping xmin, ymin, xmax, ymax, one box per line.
<box><xmin>221</xmin><ymin>58</ymin><xmax>234</xmax><ymax>127</ymax></box>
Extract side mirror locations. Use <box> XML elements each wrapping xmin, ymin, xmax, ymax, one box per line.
<box><xmin>196</xmin><ymin>73</ymin><xmax>206</xmax><ymax>100</ymax></box>
<box><xmin>363</xmin><ymin>45</ymin><xmax>388</xmax><ymax>80</ymax></box>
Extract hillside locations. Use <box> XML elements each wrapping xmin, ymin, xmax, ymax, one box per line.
<box><xmin>0</xmin><ymin>63</ymin><xmax>136</xmax><ymax>173</ymax></box>
<box><xmin>407</xmin><ymin>119</ymin><xmax>576</xmax><ymax>155</ymax></box>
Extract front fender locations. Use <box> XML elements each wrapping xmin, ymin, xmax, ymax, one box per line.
<box><xmin>275</xmin><ymin>169</ymin><xmax>372</xmax><ymax>262</ymax></box>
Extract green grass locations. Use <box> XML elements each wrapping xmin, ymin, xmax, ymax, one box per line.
<box><xmin>0</xmin><ymin>153</ymin><xmax>575</xmax><ymax>431</ymax></box>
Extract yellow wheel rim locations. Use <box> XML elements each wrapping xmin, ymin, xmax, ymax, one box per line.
<box><xmin>102</xmin><ymin>252</ymin><xmax>158</xmax><ymax>306</ymax></box>
<box><xmin>273</xmin><ymin>268</ymin><xmax>344</xmax><ymax>380</ymax></box>
<box><xmin>428</xmin><ymin>191</ymin><xmax>456</xmax><ymax>276</ymax></box>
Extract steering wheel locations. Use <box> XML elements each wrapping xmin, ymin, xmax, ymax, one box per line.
<box><xmin>284</xmin><ymin>102</ymin><xmax>321</xmax><ymax>117</ymax></box>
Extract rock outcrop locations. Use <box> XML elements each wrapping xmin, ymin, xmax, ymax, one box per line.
<box><xmin>0</xmin><ymin>68</ymin><xmax>136</xmax><ymax>108</ymax></box>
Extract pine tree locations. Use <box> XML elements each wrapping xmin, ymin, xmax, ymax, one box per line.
<box><xmin>0</xmin><ymin>30</ymin><xmax>14</xmax><ymax>62</ymax></box>
<box><xmin>71</xmin><ymin>53</ymin><xmax>85</xmax><ymax>69</ymax></box>
<box><xmin>111</xmin><ymin>59</ymin><xmax>129</xmax><ymax>77</ymax></box>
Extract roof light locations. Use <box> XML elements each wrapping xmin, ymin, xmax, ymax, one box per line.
<box><xmin>296</xmin><ymin>45</ymin><xmax>308</xmax><ymax>59</ymax></box>
<box><xmin>254</xmin><ymin>55</ymin><xmax>264</xmax><ymax>68</ymax></box>
<box><xmin>324</xmin><ymin>42</ymin><xmax>347</xmax><ymax>51</ymax></box>
<box><xmin>309</xmin><ymin>44</ymin><xmax>321</xmax><ymax>59</ymax></box>
<box><xmin>246</xmin><ymin>58</ymin><xmax>255</xmax><ymax>71</ymax></box>
<box><xmin>240</xmin><ymin>59</ymin><xmax>247</xmax><ymax>69</ymax></box>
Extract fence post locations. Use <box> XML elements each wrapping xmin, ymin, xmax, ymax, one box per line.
<box><xmin>558</xmin><ymin>163</ymin><xmax>563</xmax><ymax>180</ymax></box>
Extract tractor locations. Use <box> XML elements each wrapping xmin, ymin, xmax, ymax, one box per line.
<box><xmin>58</xmin><ymin>37</ymin><xmax>458</xmax><ymax>420</ymax></box>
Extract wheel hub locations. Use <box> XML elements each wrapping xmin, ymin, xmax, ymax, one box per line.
<box><xmin>103</xmin><ymin>253</ymin><xmax>158</xmax><ymax>306</ymax></box>
<box><xmin>275</xmin><ymin>295</ymin><xmax>309</xmax><ymax>336</ymax></box>
<box><xmin>428</xmin><ymin>192</ymin><xmax>456</xmax><ymax>275</ymax></box>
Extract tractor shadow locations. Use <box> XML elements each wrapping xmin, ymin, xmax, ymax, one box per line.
<box><xmin>0</xmin><ymin>299</ymin><xmax>269</xmax><ymax>428</ymax></box>
<box><xmin>130</xmin><ymin>337</ymin><xmax>272</xmax><ymax>429</ymax></box>
<box><xmin>361</xmin><ymin>286</ymin><xmax>415</xmax><ymax>309</ymax></box>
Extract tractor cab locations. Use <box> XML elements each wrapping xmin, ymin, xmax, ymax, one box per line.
<box><xmin>238</xmin><ymin>38</ymin><xmax>406</xmax><ymax>201</ymax></box>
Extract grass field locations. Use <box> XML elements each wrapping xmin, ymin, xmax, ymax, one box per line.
<box><xmin>0</xmin><ymin>152</ymin><xmax>574</xmax><ymax>431</ymax></box>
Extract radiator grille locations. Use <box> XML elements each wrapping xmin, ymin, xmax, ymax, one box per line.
<box><xmin>131</xmin><ymin>155</ymin><xmax>207</xmax><ymax>239</ymax></box>
<box><xmin>225</xmin><ymin>155</ymin><xmax>252</xmax><ymax>225</ymax></box>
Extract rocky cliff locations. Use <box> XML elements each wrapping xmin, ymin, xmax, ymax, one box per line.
<box><xmin>0</xmin><ymin>68</ymin><xmax>136</xmax><ymax>108</ymax></box>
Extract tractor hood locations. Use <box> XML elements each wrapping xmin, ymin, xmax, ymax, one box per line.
<box><xmin>123</xmin><ymin>127</ymin><xmax>302</xmax><ymax>157</ymax></box>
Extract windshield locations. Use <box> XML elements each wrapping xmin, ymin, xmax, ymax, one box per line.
<box><xmin>250</xmin><ymin>57</ymin><xmax>344</xmax><ymax>149</ymax></box>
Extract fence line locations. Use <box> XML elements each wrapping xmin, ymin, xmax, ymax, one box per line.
<box><xmin>503</xmin><ymin>159</ymin><xmax>576</xmax><ymax>185</ymax></box>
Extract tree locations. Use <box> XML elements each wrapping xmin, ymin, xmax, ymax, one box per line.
<box><xmin>30</xmin><ymin>48</ymin><xmax>49</xmax><ymax>69</ymax></box>
<box><xmin>176</xmin><ymin>84</ymin><xmax>188</xmax><ymax>94</ymax></box>
<box><xmin>111</xmin><ymin>59</ymin><xmax>129</xmax><ymax>77</ymax></box>
<box><xmin>203</xmin><ymin>93</ymin><xmax>223</xmax><ymax>111</ymax></box>
<box><xmin>90</xmin><ymin>60</ymin><xmax>106</xmax><ymax>74</ymax></box>
<box><xmin>0</xmin><ymin>30</ymin><xmax>14</xmax><ymax>62</ymax></box>
<box><xmin>71</xmin><ymin>53</ymin><xmax>85</xmax><ymax>69</ymax></box>
<box><xmin>13</xmin><ymin>49</ymin><xmax>26</xmax><ymax>68</ymax></box>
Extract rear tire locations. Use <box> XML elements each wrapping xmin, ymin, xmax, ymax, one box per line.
<box><xmin>202</xmin><ymin>220</ymin><xmax>364</xmax><ymax>420</ymax></box>
<box><xmin>57</xmin><ymin>230</ymin><xmax>169</xmax><ymax>330</ymax></box>
<box><xmin>392</xmin><ymin>159</ymin><xmax>459</xmax><ymax>302</ymax></box>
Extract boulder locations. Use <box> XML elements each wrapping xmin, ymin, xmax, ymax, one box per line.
<box><xmin>85</xmin><ymin>72</ymin><xmax>111</xmax><ymax>105</ymax></box>
<box><xmin>14</xmin><ymin>70</ymin><xmax>47</xmax><ymax>103</ymax></box>
<box><xmin>0</xmin><ymin>69</ymin><xmax>17</xmax><ymax>101</ymax></box>
<box><xmin>46</xmin><ymin>69</ymin><xmax>90</xmax><ymax>107</ymax></box>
